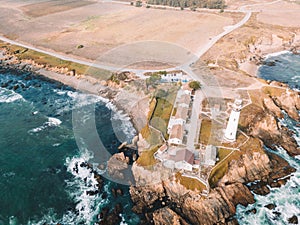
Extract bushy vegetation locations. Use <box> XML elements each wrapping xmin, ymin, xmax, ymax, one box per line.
<box><xmin>147</xmin><ymin>0</ymin><xmax>225</xmax><ymax>9</ymax></box>
<box><xmin>189</xmin><ymin>81</ymin><xmax>201</xmax><ymax>90</ymax></box>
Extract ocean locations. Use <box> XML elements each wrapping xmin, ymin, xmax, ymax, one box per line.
<box><xmin>236</xmin><ymin>52</ymin><xmax>300</xmax><ymax>224</ymax></box>
<box><xmin>1</xmin><ymin>51</ymin><xmax>299</xmax><ymax>225</ymax></box>
<box><xmin>0</xmin><ymin>69</ymin><xmax>139</xmax><ymax>225</ymax></box>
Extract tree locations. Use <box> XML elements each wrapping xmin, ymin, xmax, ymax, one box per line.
<box><xmin>189</xmin><ymin>81</ymin><xmax>201</xmax><ymax>90</ymax></box>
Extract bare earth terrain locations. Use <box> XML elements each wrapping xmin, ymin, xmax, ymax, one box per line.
<box><xmin>0</xmin><ymin>0</ymin><xmax>235</xmax><ymax>67</ymax></box>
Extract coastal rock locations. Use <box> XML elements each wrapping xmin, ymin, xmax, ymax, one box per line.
<box><xmin>180</xmin><ymin>183</ymin><xmax>254</xmax><ymax>225</ymax></box>
<box><xmin>130</xmin><ymin>176</ymin><xmax>255</xmax><ymax>225</ymax></box>
<box><xmin>107</xmin><ymin>152</ymin><xmax>129</xmax><ymax>180</ymax></box>
<box><xmin>288</xmin><ymin>215</ymin><xmax>299</xmax><ymax>224</ymax></box>
<box><xmin>264</xmin><ymin>203</ymin><xmax>276</xmax><ymax>210</ymax></box>
<box><xmin>153</xmin><ymin>207</ymin><xmax>189</xmax><ymax>225</ymax></box>
<box><xmin>219</xmin><ymin>138</ymin><xmax>272</xmax><ymax>185</ymax></box>
<box><xmin>130</xmin><ymin>183</ymin><xmax>166</xmax><ymax>214</ymax></box>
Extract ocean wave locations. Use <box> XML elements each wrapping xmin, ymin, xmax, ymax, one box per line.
<box><xmin>64</xmin><ymin>150</ymin><xmax>109</xmax><ymax>224</ymax></box>
<box><xmin>0</xmin><ymin>88</ymin><xmax>24</xmax><ymax>103</ymax></box>
<box><xmin>28</xmin><ymin>117</ymin><xmax>62</xmax><ymax>134</ymax></box>
<box><xmin>66</xmin><ymin>90</ymin><xmax>136</xmax><ymax>141</ymax></box>
<box><xmin>236</xmin><ymin>143</ymin><xmax>300</xmax><ymax>225</ymax></box>
<box><xmin>264</xmin><ymin>50</ymin><xmax>290</xmax><ymax>59</ymax></box>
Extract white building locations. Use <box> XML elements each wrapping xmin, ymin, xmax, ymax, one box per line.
<box><xmin>224</xmin><ymin>99</ymin><xmax>242</xmax><ymax>142</ymax></box>
<box><xmin>161</xmin><ymin>71</ymin><xmax>191</xmax><ymax>83</ymax></box>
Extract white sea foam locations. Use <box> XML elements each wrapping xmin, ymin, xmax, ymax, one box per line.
<box><xmin>29</xmin><ymin>117</ymin><xmax>62</xmax><ymax>134</ymax></box>
<box><xmin>0</xmin><ymin>88</ymin><xmax>24</xmax><ymax>103</ymax></box>
<box><xmin>63</xmin><ymin>150</ymin><xmax>109</xmax><ymax>224</ymax></box>
<box><xmin>236</xmin><ymin>132</ymin><xmax>300</xmax><ymax>225</ymax></box>
<box><xmin>264</xmin><ymin>50</ymin><xmax>290</xmax><ymax>59</ymax></box>
<box><xmin>48</xmin><ymin>117</ymin><xmax>62</xmax><ymax>126</ymax></box>
<box><xmin>66</xmin><ymin>89</ymin><xmax>136</xmax><ymax>141</ymax></box>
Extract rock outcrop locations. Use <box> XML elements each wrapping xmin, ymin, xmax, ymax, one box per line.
<box><xmin>240</xmin><ymin>85</ymin><xmax>300</xmax><ymax>156</ymax></box>
<box><xmin>130</xmin><ymin>83</ymin><xmax>299</xmax><ymax>225</ymax></box>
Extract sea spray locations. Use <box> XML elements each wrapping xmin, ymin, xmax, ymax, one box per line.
<box><xmin>236</xmin><ymin>51</ymin><xmax>300</xmax><ymax>224</ymax></box>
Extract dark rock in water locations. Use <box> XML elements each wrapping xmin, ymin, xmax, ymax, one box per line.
<box><xmin>250</xmin><ymin>181</ymin><xmax>270</xmax><ymax>196</ymax></box>
<box><xmin>102</xmin><ymin>192</ymin><xmax>108</xmax><ymax>200</ymax></box>
<box><xmin>114</xmin><ymin>203</ymin><xmax>123</xmax><ymax>214</ymax></box>
<box><xmin>288</xmin><ymin>215</ymin><xmax>298</xmax><ymax>224</ymax></box>
<box><xmin>272</xmin><ymin>211</ymin><xmax>281</xmax><ymax>219</ymax></box>
<box><xmin>86</xmin><ymin>190</ymin><xmax>99</xmax><ymax>196</ymax></box>
<box><xmin>246</xmin><ymin>208</ymin><xmax>257</xmax><ymax>215</ymax></box>
<box><xmin>117</xmin><ymin>188</ymin><xmax>124</xmax><ymax>196</ymax></box>
<box><xmin>97</xmin><ymin>204</ymin><xmax>123</xmax><ymax>225</ymax></box>
<box><xmin>98</xmin><ymin>207</ymin><xmax>109</xmax><ymax>220</ymax></box>
<box><xmin>34</xmin><ymin>83</ymin><xmax>41</xmax><ymax>88</ymax></box>
<box><xmin>13</xmin><ymin>85</ymin><xmax>19</xmax><ymax>90</ymax></box>
<box><xmin>24</xmin><ymin>75</ymin><xmax>32</xmax><ymax>80</ymax></box>
<box><xmin>111</xmin><ymin>188</ymin><xmax>117</xmax><ymax>198</ymax></box>
<box><xmin>265</xmin><ymin>203</ymin><xmax>276</xmax><ymax>210</ymax></box>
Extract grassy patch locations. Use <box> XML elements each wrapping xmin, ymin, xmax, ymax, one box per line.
<box><xmin>0</xmin><ymin>41</ymin><xmax>111</xmax><ymax>80</ymax></box>
<box><xmin>140</xmin><ymin>124</ymin><xmax>163</xmax><ymax>147</ymax></box>
<box><xmin>262</xmin><ymin>86</ymin><xmax>285</xmax><ymax>97</ymax></box>
<box><xmin>199</xmin><ymin>119</ymin><xmax>212</xmax><ymax>145</ymax></box>
<box><xmin>175</xmin><ymin>172</ymin><xmax>207</xmax><ymax>192</ymax></box>
<box><xmin>208</xmin><ymin>150</ymin><xmax>240</xmax><ymax>188</ymax></box>
<box><xmin>136</xmin><ymin>145</ymin><xmax>160</xmax><ymax>167</ymax></box>
<box><xmin>217</xmin><ymin>148</ymin><xmax>232</xmax><ymax>161</ymax></box>
<box><xmin>150</xmin><ymin>87</ymin><xmax>177</xmax><ymax>138</ymax></box>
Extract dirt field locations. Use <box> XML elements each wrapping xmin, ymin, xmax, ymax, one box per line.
<box><xmin>0</xmin><ymin>0</ymin><xmax>235</xmax><ymax>67</ymax></box>
<box><xmin>251</xmin><ymin>1</ymin><xmax>300</xmax><ymax>27</ymax></box>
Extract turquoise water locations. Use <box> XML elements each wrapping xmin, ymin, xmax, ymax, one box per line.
<box><xmin>0</xmin><ymin>69</ymin><xmax>139</xmax><ymax>224</ymax></box>
<box><xmin>236</xmin><ymin>52</ymin><xmax>300</xmax><ymax>224</ymax></box>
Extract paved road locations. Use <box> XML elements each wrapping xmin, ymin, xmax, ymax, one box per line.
<box><xmin>186</xmin><ymin>90</ymin><xmax>203</xmax><ymax>150</ymax></box>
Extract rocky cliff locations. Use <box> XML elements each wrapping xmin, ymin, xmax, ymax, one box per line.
<box><xmin>130</xmin><ymin>83</ymin><xmax>299</xmax><ymax>225</ymax></box>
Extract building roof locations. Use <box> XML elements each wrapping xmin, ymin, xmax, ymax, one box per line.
<box><xmin>174</xmin><ymin>106</ymin><xmax>189</xmax><ymax>120</ymax></box>
<box><xmin>169</xmin><ymin>124</ymin><xmax>184</xmax><ymax>141</ymax></box>
<box><xmin>204</xmin><ymin>145</ymin><xmax>217</xmax><ymax>165</ymax></box>
<box><xmin>178</xmin><ymin>94</ymin><xmax>191</xmax><ymax>106</ymax></box>
<box><xmin>169</xmin><ymin>149</ymin><xmax>194</xmax><ymax>164</ymax></box>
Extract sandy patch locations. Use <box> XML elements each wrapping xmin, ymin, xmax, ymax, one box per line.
<box><xmin>251</xmin><ymin>1</ymin><xmax>300</xmax><ymax>27</ymax></box>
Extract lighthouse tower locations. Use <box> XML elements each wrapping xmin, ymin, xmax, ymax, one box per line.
<box><xmin>224</xmin><ymin>99</ymin><xmax>242</xmax><ymax>142</ymax></box>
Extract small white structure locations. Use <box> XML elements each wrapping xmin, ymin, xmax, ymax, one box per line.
<box><xmin>161</xmin><ymin>71</ymin><xmax>191</xmax><ymax>83</ymax></box>
<box><xmin>204</xmin><ymin>145</ymin><xmax>217</xmax><ymax>166</ymax></box>
<box><xmin>224</xmin><ymin>99</ymin><xmax>242</xmax><ymax>142</ymax></box>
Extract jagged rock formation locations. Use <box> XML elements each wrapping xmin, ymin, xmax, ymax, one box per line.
<box><xmin>240</xmin><ymin>85</ymin><xmax>300</xmax><ymax>156</ymax></box>
<box><xmin>130</xmin><ymin>83</ymin><xmax>299</xmax><ymax>225</ymax></box>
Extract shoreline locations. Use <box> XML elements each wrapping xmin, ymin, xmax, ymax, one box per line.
<box><xmin>239</xmin><ymin>47</ymin><xmax>299</xmax><ymax>77</ymax></box>
<box><xmin>0</xmin><ymin>48</ymin><xmax>144</xmax><ymax>135</ymax></box>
